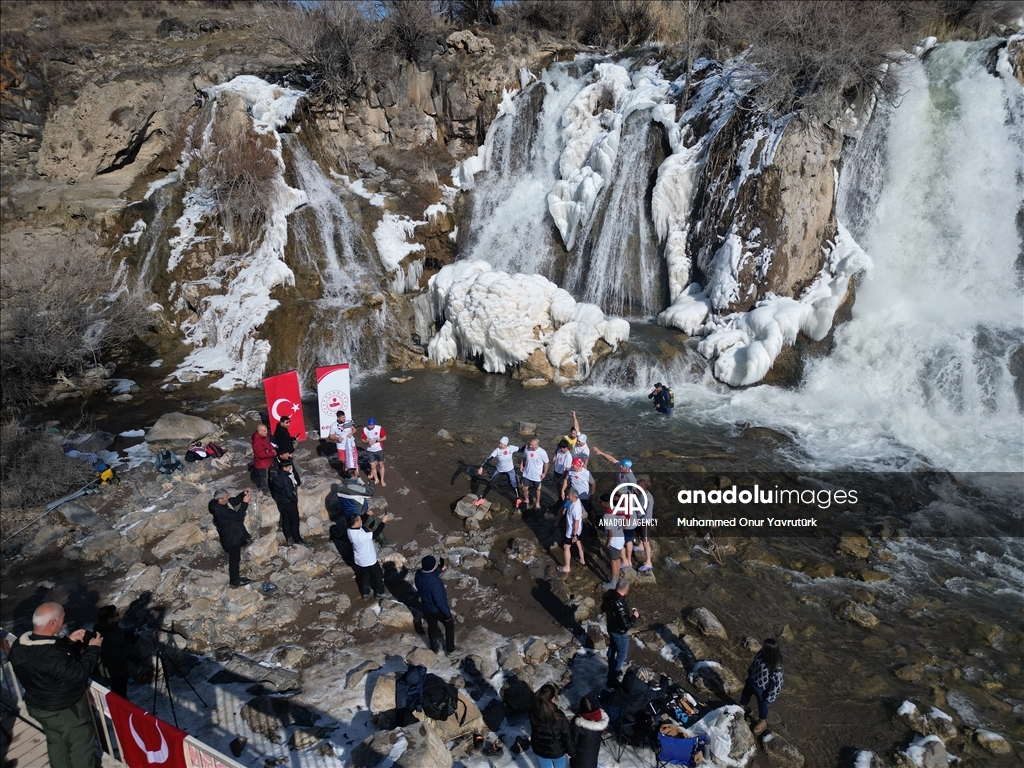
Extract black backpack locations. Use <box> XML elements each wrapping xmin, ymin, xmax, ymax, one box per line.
<box><xmin>421</xmin><ymin>673</ymin><xmax>464</xmax><ymax>723</ymax></box>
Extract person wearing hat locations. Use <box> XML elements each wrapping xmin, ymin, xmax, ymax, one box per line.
<box><xmin>95</xmin><ymin>606</ymin><xmax>134</xmax><ymax>699</ymax></box>
<box><xmin>648</xmin><ymin>383</ymin><xmax>673</xmax><ymax>415</ymax></box>
<box><xmin>572</xmin><ymin>433</ymin><xmax>591</xmax><ymax>467</ymax></box>
<box><xmin>414</xmin><ymin>555</ymin><xmax>456</xmax><ymax>656</ymax></box>
<box><xmin>569</xmin><ymin>694</ymin><xmax>609</xmax><ymax>768</ymax></box>
<box><xmin>361</xmin><ymin>417</ymin><xmax>387</xmax><ymax>487</ymax></box>
<box><xmin>590</xmin><ymin>448</ymin><xmax>637</xmax><ymax>486</ymax></box>
<box><xmin>475</xmin><ymin>436</ymin><xmax>521</xmax><ymax>506</ymax></box>
<box><xmin>209</xmin><ymin>487</ymin><xmax>253</xmax><ymax>587</ymax></box>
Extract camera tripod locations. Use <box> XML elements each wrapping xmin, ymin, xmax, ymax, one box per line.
<box><xmin>151</xmin><ymin>646</ymin><xmax>208</xmax><ymax>727</ymax></box>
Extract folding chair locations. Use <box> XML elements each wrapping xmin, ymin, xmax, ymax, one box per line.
<box><xmin>654</xmin><ymin>731</ymin><xmax>708</xmax><ymax>767</ymax></box>
<box><xmin>602</xmin><ymin>701</ymin><xmax>657</xmax><ymax>764</ymax></box>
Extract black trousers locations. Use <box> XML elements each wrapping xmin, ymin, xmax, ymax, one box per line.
<box><xmin>424</xmin><ymin>610</ymin><xmax>456</xmax><ymax>654</ymax></box>
<box><xmin>225</xmin><ymin>543</ymin><xmax>242</xmax><ymax>583</ymax></box>
<box><xmin>354</xmin><ymin>561</ymin><xmax>385</xmax><ymax>597</ymax></box>
<box><xmin>278</xmin><ymin>501</ymin><xmax>300</xmax><ymax>542</ymax></box>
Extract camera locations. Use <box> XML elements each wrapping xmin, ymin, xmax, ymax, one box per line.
<box><xmin>439</xmin><ymin>558</ymin><xmax>446</xmax><ymax>569</ymax></box>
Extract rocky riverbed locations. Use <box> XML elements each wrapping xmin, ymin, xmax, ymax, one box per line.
<box><xmin>2</xmin><ymin>390</ymin><xmax>1021</xmax><ymax>768</ymax></box>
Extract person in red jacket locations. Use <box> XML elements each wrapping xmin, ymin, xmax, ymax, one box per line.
<box><xmin>251</xmin><ymin>423</ymin><xmax>276</xmax><ymax>496</ymax></box>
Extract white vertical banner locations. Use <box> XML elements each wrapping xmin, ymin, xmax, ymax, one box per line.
<box><xmin>316</xmin><ymin>364</ymin><xmax>352</xmax><ymax>438</ymax></box>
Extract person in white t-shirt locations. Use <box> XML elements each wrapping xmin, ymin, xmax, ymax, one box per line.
<box><xmin>328</xmin><ymin>410</ymin><xmax>358</xmax><ymax>473</ymax></box>
<box><xmin>361</xmin><ymin>417</ymin><xmax>387</xmax><ymax>487</ymax></box>
<box><xmin>599</xmin><ymin>493</ymin><xmax>625</xmax><ymax>589</ymax></box>
<box><xmin>518</xmin><ymin>438</ymin><xmax>549</xmax><ymax>512</ymax></box>
<box><xmin>561</xmin><ymin>457</ymin><xmax>596</xmax><ymax>530</ymax></box>
<box><xmin>573</xmin><ymin>433</ymin><xmax>591</xmax><ymax>467</ymax></box>
<box><xmin>347</xmin><ymin>510</ymin><xmax>391</xmax><ymax>600</ymax></box>
<box><xmin>560</xmin><ymin>488</ymin><xmax>585</xmax><ymax>573</ymax></box>
<box><xmin>475</xmin><ymin>437</ymin><xmax>520</xmax><ymax>506</ymax></box>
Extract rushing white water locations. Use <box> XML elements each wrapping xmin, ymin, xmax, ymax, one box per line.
<box><xmin>591</xmin><ymin>41</ymin><xmax>1024</xmax><ymax>473</ymax></box>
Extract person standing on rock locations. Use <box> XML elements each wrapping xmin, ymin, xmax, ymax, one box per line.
<box><xmin>561</xmin><ymin>458</ymin><xmax>595</xmax><ymax>530</ymax></box>
<box><xmin>269</xmin><ymin>461</ymin><xmax>305</xmax><ymax>546</ymax></box>
<box><xmin>414</xmin><ymin>556</ymin><xmax>456</xmax><ymax>656</ymax></box>
<box><xmin>209</xmin><ymin>488</ymin><xmax>253</xmax><ymax>587</ymax></box>
<box><xmin>600</xmin><ymin>493</ymin><xmax>625</xmax><ymax>589</ymax></box>
<box><xmin>9</xmin><ymin>602</ymin><xmax>103</xmax><ymax>768</ymax></box>
<box><xmin>569</xmin><ymin>695</ymin><xmax>608</xmax><ymax>768</ymax></box>
<box><xmin>560</xmin><ymin>488</ymin><xmax>585</xmax><ymax>573</ymax></box>
<box><xmin>572</xmin><ymin>433</ymin><xmax>591</xmax><ymax>467</ymax></box>
<box><xmin>273</xmin><ymin>414</ymin><xmax>296</xmax><ymax>455</ymax></box>
<box><xmin>475</xmin><ymin>436</ymin><xmax>520</xmax><ymax>506</ymax></box>
<box><xmin>740</xmin><ymin>637</ymin><xmax>783</xmax><ymax>736</ymax></box>
<box><xmin>519</xmin><ymin>437</ymin><xmax>550</xmax><ymax>512</ymax></box>
<box><xmin>590</xmin><ymin>448</ymin><xmax>637</xmax><ymax>486</ymax></box>
<box><xmin>347</xmin><ymin>510</ymin><xmax>391</xmax><ymax>600</ymax></box>
<box><xmin>601</xmin><ymin>576</ymin><xmax>638</xmax><ymax>687</ymax></box>
<box><xmin>562</xmin><ymin>411</ymin><xmax>582</xmax><ymax>451</ymax></box>
<box><xmin>251</xmin><ymin>424</ymin><xmax>276</xmax><ymax>496</ymax></box>
<box><xmin>328</xmin><ymin>410</ymin><xmax>358</xmax><ymax>475</ymax></box>
<box><xmin>361</xmin><ymin>417</ymin><xmax>387</xmax><ymax>487</ymax></box>
<box><xmin>634</xmin><ymin>477</ymin><xmax>654</xmax><ymax>573</ymax></box>
<box><xmin>529</xmin><ymin>683</ymin><xmax>574</xmax><ymax>768</ymax></box>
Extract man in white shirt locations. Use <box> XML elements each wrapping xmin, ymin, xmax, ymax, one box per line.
<box><xmin>560</xmin><ymin>488</ymin><xmax>585</xmax><ymax>573</ymax></box>
<box><xmin>561</xmin><ymin>457</ymin><xmax>596</xmax><ymax>530</ymax></box>
<box><xmin>361</xmin><ymin>417</ymin><xmax>387</xmax><ymax>487</ymax></box>
<box><xmin>347</xmin><ymin>510</ymin><xmax>391</xmax><ymax>600</ymax></box>
<box><xmin>328</xmin><ymin>410</ymin><xmax>357</xmax><ymax>472</ymax></box>
<box><xmin>475</xmin><ymin>437</ymin><xmax>520</xmax><ymax>506</ymax></box>
<box><xmin>599</xmin><ymin>493</ymin><xmax>625</xmax><ymax>589</ymax></box>
<box><xmin>573</xmin><ymin>433</ymin><xmax>591</xmax><ymax>467</ymax></box>
<box><xmin>519</xmin><ymin>438</ymin><xmax>549</xmax><ymax>512</ymax></box>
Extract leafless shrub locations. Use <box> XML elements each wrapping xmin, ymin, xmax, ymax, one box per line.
<box><xmin>0</xmin><ymin>231</ymin><xmax>151</xmax><ymax>411</ymax></box>
<box><xmin>381</xmin><ymin>0</ymin><xmax>441</xmax><ymax>64</ymax></box>
<box><xmin>723</xmin><ymin>0</ymin><xmax>921</xmax><ymax>121</ymax></box>
<box><xmin>439</xmin><ymin>0</ymin><xmax>500</xmax><ymax>27</ymax></box>
<box><xmin>258</xmin><ymin>1</ymin><xmax>385</xmax><ymax>101</ymax></box>
<box><xmin>501</xmin><ymin>0</ymin><xmax>585</xmax><ymax>36</ymax></box>
<box><xmin>576</xmin><ymin>0</ymin><xmax>659</xmax><ymax>48</ymax></box>
<box><xmin>0</xmin><ymin>420</ymin><xmax>97</xmax><ymax>510</ymax></box>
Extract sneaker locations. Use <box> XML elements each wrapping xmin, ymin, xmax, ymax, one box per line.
<box><xmin>374</xmin><ymin>592</ymin><xmax>386</xmax><ymax>600</ymax></box>
<box><xmin>515</xmin><ymin>499</ymin><xmax>523</xmax><ymax>508</ymax></box>
<box><xmin>639</xmin><ymin>565</ymin><xmax>654</xmax><ymax>573</ymax></box>
<box><xmin>361</xmin><ymin>593</ymin><xmax>373</xmax><ymax>601</ymax></box>
<box><xmin>473</xmin><ymin>498</ymin><xmax>487</xmax><ymax>507</ymax></box>
<box><xmin>621</xmin><ymin>563</ymin><xmax>634</xmax><ymax>571</ymax></box>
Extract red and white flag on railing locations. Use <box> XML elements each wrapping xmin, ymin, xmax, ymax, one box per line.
<box><xmin>263</xmin><ymin>370</ymin><xmax>306</xmax><ymax>440</ymax></box>
<box><xmin>107</xmin><ymin>692</ymin><xmax>188</xmax><ymax>768</ymax></box>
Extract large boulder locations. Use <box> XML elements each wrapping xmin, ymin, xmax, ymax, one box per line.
<box><xmin>151</xmin><ymin>523</ymin><xmax>205</xmax><ymax>559</ymax></box>
<box><xmin>146</xmin><ymin>413</ymin><xmax>221</xmax><ymax>444</ymax></box>
<box><xmin>425</xmin><ymin>690</ymin><xmax>484</xmax><ymax>742</ymax></box>
<box><xmin>687</xmin><ymin>607</ymin><xmax>728</xmax><ymax>640</ymax></box>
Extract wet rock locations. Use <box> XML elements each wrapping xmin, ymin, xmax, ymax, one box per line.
<box><xmin>337</xmin><ymin>593</ymin><xmax>352</xmax><ymax>614</ymax></box>
<box><xmin>517</xmin><ymin>421</ymin><xmax>537</xmax><ymax>436</ymax></box>
<box><xmin>837</xmin><ymin>533</ymin><xmax>870</xmax><ymax>559</ymax></box>
<box><xmin>739</xmin><ymin>544</ymin><xmax>782</xmax><ymax>567</ymax></box>
<box><xmin>894</xmin><ymin>663</ymin><xmax>924</xmax><ymax>683</ymax></box>
<box><xmin>151</xmin><ymin>523</ymin><xmax>204</xmax><ymax>559</ymax></box>
<box><xmin>860</xmin><ymin>571</ymin><xmax>891</xmax><ymax>583</ymax></box>
<box><xmin>569</xmin><ymin>595</ymin><xmax>596</xmax><ymax>622</ymax></box>
<box><xmin>358</xmin><ymin>607</ymin><xmax>380</xmax><ymax>630</ymax></box>
<box><xmin>741</xmin><ymin>426</ymin><xmax>795</xmax><ymax>445</ymax></box>
<box><xmin>688</xmin><ymin>660</ymin><xmax>743</xmax><ymax>696</ymax></box>
<box><xmin>240</xmin><ymin>695</ymin><xmax>317</xmax><ymax>743</ymax></box>
<box><xmin>454</xmin><ymin>494</ymin><xmax>491</xmax><ymax>521</ymax></box>
<box><xmin>974</xmin><ymin>728</ymin><xmax>1012</xmax><ymax>754</ymax></box>
<box><xmin>687</xmin><ymin>607</ymin><xmax>728</xmax><ymax>640</ymax></box>
<box><xmin>496</xmin><ymin>641</ymin><xmax>524</xmax><ymax>672</ymax></box>
<box><xmin>58</xmin><ymin>502</ymin><xmax>106</xmax><ymax>532</ymax></box>
<box><xmin>23</xmin><ymin>525</ymin><xmax>68</xmax><ymax>556</ymax></box>
<box><xmin>352</xmin><ymin>722</ymin><xmax>451</xmax><ymax>768</ymax></box>
<box><xmin>146</xmin><ymin>413</ymin><xmax>220</xmax><ymax>443</ymax></box>
<box><xmin>436</xmin><ymin>429</ymin><xmax>452</xmax><ymax>440</ymax></box>
<box><xmin>836</xmin><ymin>600</ymin><xmax>879</xmax><ymax>629</ymax></box>
<box><xmin>761</xmin><ymin>731</ymin><xmax>805</xmax><ymax>767</ymax></box>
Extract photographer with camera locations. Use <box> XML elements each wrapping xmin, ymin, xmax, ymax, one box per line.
<box><xmin>209</xmin><ymin>487</ymin><xmax>253</xmax><ymax>587</ymax></box>
<box><xmin>414</xmin><ymin>555</ymin><xmax>456</xmax><ymax>656</ymax></box>
<box><xmin>601</xmin><ymin>576</ymin><xmax>639</xmax><ymax>688</ymax></box>
<box><xmin>9</xmin><ymin>602</ymin><xmax>103</xmax><ymax>768</ymax></box>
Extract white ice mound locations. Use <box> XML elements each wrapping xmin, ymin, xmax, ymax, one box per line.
<box><xmin>548</xmin><ymin>65</ymin><xmax>669</xmax><ymax>251</ymax></box>
<box><xmin>426</xmin><ymin>260</ymin><xmax>629</xmax><ymax>378</ymax></box>
<box><xmin>661</xmin><ymin>222</ymin><xmax>871</xmax><ymax>387</ymax></box>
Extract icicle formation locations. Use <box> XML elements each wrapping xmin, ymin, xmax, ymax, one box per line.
<box><xmin>169</xmin><ymin>76</ymin><xmax>306</xmax><ymax>390</ymax></box>
<box><xmin>425</xmin><ymin>261</ymin><xmax>630</xmax><ymax>381</ymax></box>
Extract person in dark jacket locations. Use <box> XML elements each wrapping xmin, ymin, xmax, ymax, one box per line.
<box><xmin>9</xmin><ymin>602</ymin><xmax>103</xmax><ymax>768</ymax></box>
<box><xmin>569</xmin><ymin>695</ymin><xmax>608</xmax><ymax>768</ymax></box>
<box><xmin>414</xmin><ymin>556</ymin><xmax>455</xmax><ymax>655</ymax></box>
<box><xmin>609</xmin><ymin>666</ymin><xmax>658</xmax><ymax>724</ymax></box>
<box><xmin>269</xmin><ymin>461</ymin><xmax>305</xmax><ymax>546</ymax></box>
<box><xmin>209</xmin><ymin>488</ymin><xmax>252</xmax><ymax>586</ymax></box>
<box><xmin>648</xmin><ymin>382</ymin><xmax>673</xmax><ymax>415</ymax></box>
<box><xmin>529</xmin><ymin>683</ymin><xmax>573</xmax><ymax>768</ymax></box>
<box><xmin>601</xmin><ymin>576</ymin><xmax>639</xmax><ymax>686</ymax></box>
<box><xmin>740</xmin><ymin>637</ymin><xmax>783</xmax><ymax>736</ymax></box>
<box><xmin>94</xmin><ymin>605</ymin><xmax>132</xmax><ymax>699</ymax></box>
<box><xmin>251</xmin><ymin>424</ymin><xmax>276</xmax><ymax>495</ymax></box>
<box><xmin>273</xmin><ymin>415</ymin><xmax>296</xmax><ymax>455</ymax></box>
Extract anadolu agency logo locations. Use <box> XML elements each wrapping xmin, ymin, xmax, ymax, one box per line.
<box><xmin>608</xmin><ymin>483</ymin><xmax>658</xmax><ymax>527</ymax></box>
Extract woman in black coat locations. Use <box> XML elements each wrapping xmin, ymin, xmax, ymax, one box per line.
<box><xmin>569</xmin><ymin>695</ymin><xmax>608</xmax><ymax>768</ymax></box>
<box><xmin>529</xmin><ymin>683</ymin><xmax>574</xmax><ymax>768</ymax></box>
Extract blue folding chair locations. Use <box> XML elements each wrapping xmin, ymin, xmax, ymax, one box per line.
<box><xmin>654</xmin><ymin>731</ymin><xmax>708</xmax><ymax>767</ymax></box>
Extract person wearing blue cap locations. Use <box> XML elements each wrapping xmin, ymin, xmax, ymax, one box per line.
<box><xmin>591</xmin><ymin>447</ymin><xmax>637</xmax><ymax>486</ymax></box>
<box><xmin>361</xmin><ymin>417</ymin><xmax>387</xmax><ymax>487</ymax></box>
<box><xmin>414</xmin><ymin>555</ymin><xmax>456</xmax><ymax>655</ymax></box>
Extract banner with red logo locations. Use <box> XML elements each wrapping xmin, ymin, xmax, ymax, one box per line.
<box><xmin>263</xmin><ymin>370</ymin><xmax>306</xmax><ymax>440</ymax></box>
<box><xmin>107</xmin><ymin>692</ymin><xmax>188</xmax><ymax>768</ymax></box>
<box><xmin>316</xmin><ymin>364</ymin><xmax>352</xmax><ymax>438</ymax></box>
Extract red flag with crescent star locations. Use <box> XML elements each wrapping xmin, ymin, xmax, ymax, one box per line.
<box><xmin>263</xmin><ymin>370</ymin><xmax>306</xmax><ymax>440</ymax></box>
<box><xmin>107</xmin><ymin>692</ymin><xmax>188</xmax><ymax>768</ymax></box>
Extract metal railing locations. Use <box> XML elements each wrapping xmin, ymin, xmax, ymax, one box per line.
<box><xmin>2</xmin><ymin>630</ymin><xmax>245</xmax><ymax>768</ymax></box>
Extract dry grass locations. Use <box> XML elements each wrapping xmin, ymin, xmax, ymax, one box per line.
<box><xmin>0</xmin><ymin>421</ymin><xmax>97</xmax><ymax>510</ymax></box>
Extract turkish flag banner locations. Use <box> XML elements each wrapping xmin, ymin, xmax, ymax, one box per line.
<box><xmin>107</xmin><ymin>692</ymin><xmax>188</xmax><ymax>768</ymax></box>
<box><xmin>263</xmin><ymin>370</ymin><xmax>306</xmax><ymax>440</ymax></box>
<box><xmin>316</xmin><ymin>364</ymin><xmax>352</xmax><ymax>438</ymax></box>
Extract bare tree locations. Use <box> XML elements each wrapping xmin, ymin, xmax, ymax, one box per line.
<box><xmin>381</xmin><ymin>0</ymin><xmax>441</xmax><ymax>64</ymax></box>
<box><xmin>439</xmin><ymin>0</ymin><xmax>500</xmax><ymax>26</ymax></box>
